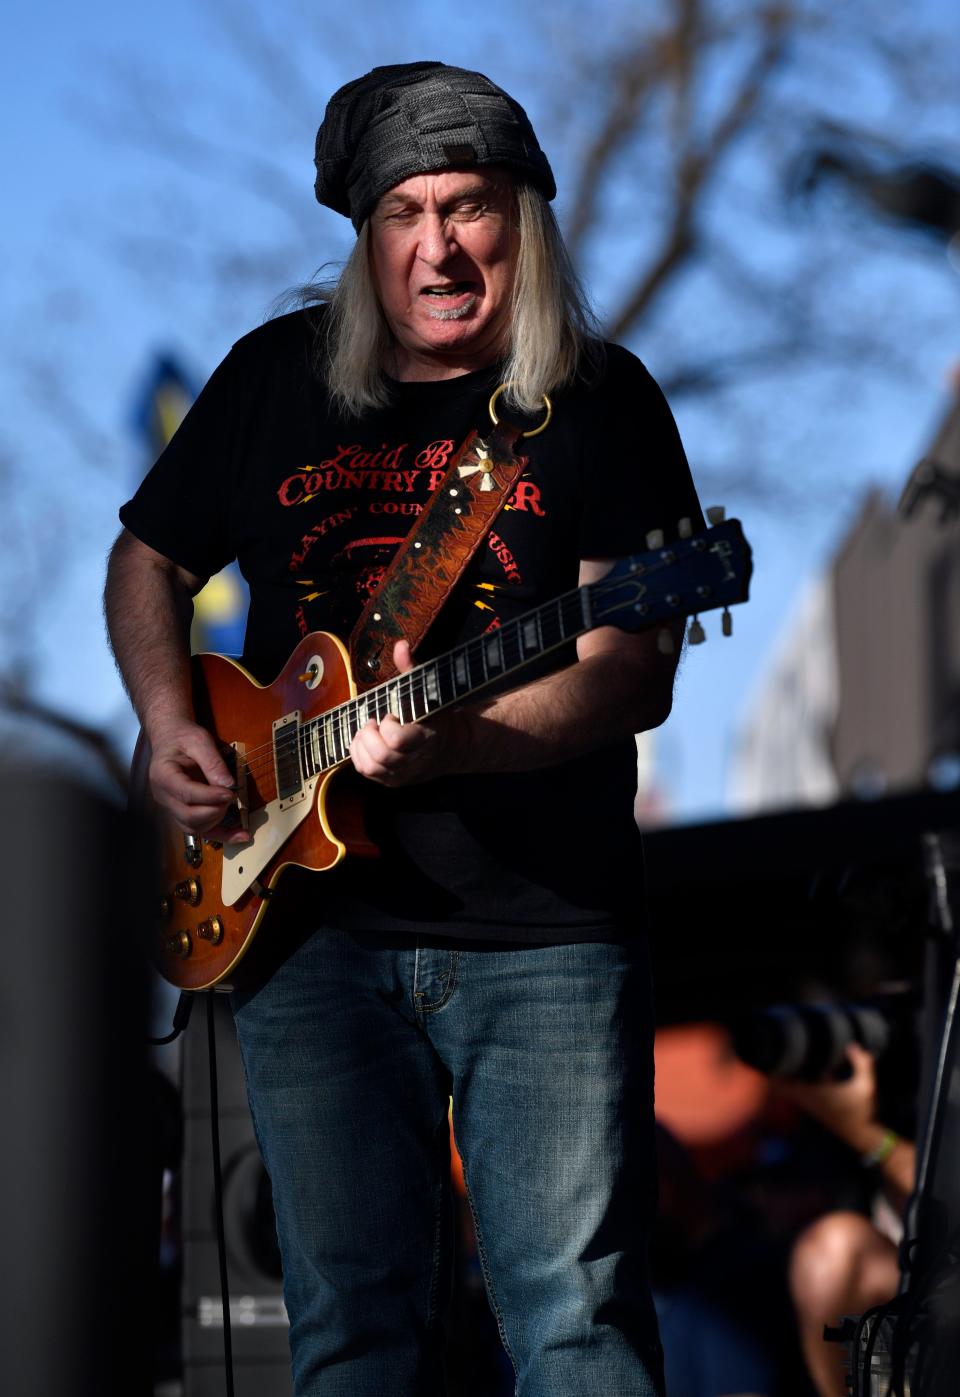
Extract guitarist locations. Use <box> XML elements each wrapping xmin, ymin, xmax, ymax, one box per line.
<box><xmin>105</xmin><ymin>63</ymin><xmax>703</xmax><ymax>1397</ymax></box>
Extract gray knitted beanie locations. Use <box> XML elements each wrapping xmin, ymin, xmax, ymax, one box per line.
<box><xmin>314</xmin><ymin>61</ymin><xmax>556</xmax><ymax>230</ymax></box>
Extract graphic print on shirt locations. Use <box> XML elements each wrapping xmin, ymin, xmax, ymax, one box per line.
<box><xmin>275</xmin><ymin>434</ymin><xmax>547</xmax><ymax>642</ymax></box>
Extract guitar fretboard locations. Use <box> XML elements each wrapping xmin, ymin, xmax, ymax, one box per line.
<box><xmin>298</xmin><ymin>585</ymin><xmax>591</xmax><ymax>775</ymax></box>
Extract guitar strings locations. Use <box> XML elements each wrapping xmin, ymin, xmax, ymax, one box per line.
<box><xmin>210</xmin><ymin>553</ymin><xmax>692</xmax><ymax>791</ymax></box>
<box><xmin>222</xmin><ymin>586</ymin><xmax>589</xmax><ymax>787</ymax></box>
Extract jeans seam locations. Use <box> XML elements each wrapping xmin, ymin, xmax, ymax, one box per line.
<box><xmin>421</xmin><ymin>949</ymin><xmax>459</xmax><ymax>1016</ymax></box>
<box><xmin>425</xmin><ymin>1172</ymin><xmax>445</xmax><ymax>1328</ymax></box>
<box><xmin>460</xmin><ymin>1162</ymin><xmax>519</xmax><ymax>1389</ymax></box>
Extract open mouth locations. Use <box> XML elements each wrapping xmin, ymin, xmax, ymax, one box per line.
<box><xmin>420</xmin><ymin>282</ymin><xmax>479</xmax><ymax>319</ymax></box>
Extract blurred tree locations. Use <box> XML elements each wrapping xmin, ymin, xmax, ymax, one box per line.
<box><xmin>73</xmin><ymin>0</ymin><xmax>959</xmax><ymax>510</ymax></box>
<box><xmin>3</xmin><ymin>0</ymin><xmax>959</xmax><ymax>700</ymax></box>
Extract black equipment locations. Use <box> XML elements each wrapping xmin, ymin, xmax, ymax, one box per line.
<box><xmin>0</xmin><ymin>773</ymin><xmax>154</xmax><ymax>1397</ymax></box>
<box><xmin>731</xmin><ymin>1001</ymin><xmax>896</xmax><ymax>1081</ymax></box>
<box><xmin>180</xmin><ymin>993</ymin><xmax>291</xmax><ymax>1397</ymax></box>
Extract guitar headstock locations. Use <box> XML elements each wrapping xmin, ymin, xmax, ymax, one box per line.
<box><xmin>591</xmin><ymin>513</ymin><xmax>753</xmax><ymax>642</ymax></box>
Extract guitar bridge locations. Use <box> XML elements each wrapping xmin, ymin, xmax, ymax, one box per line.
<box><xmin>228</xmin><ymin>741</ymin><xmax>249</xmax><ymax>832</ymax></box>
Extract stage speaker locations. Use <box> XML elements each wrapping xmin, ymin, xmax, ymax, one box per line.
<box><xmin>0</xmin><ymin>771</ymin><xmax>154</xmax><ymax>1397</ymax></box>
<box><xmin>180</xmin><ymin>993</ymin><xmax>292</xmax><ymax>1396</ymax></box>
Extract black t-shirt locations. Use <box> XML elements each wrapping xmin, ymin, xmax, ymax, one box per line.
<box><xmin>121</xmin><ymin>308</ymin><xmax>702</xmax><ymax>942</ymax></box>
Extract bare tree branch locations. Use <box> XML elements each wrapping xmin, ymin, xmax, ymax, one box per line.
<box><xmin>607</xmin><ymin>3</ymin><xmax>791</xmax><ymax>339</ymax></box>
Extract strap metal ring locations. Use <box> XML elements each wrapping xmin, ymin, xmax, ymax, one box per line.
<box><xmin>488</xmin><ymin>383</ymin><xmax>553</xmax><ymax>438</ymax></box>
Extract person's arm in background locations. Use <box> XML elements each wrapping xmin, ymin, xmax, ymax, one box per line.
<box><xmin>775</xmin><ymin>1042</ymin><xmax>914</xmax><ymax>1208</ymax></box>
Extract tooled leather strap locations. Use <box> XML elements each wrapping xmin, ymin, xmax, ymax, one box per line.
<box><xmin>349</xmin><ymin>422</ymin><xmax>527</xmax><ymax>687</ymax></box>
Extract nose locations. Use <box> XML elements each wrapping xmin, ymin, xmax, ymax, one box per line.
<box><xmin>416</xmin><ymin>213</ymin><xmax>458</xmax><ymax>267</ymax></box>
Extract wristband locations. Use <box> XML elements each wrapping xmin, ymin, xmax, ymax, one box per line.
<box><xmin>860</xmin><ymin>1128</ymin><xmax>898</xmax><ymax>1168</ymax></box>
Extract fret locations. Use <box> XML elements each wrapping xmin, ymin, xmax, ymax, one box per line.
<box><xmin>309</xmin><ymin>719</ymin><xmax>323</xmax><ymax>772</ymax></box>
<box><xmin>538</xmin><ymin>601</ymin><xmax>563</xmax><ymax>650</ymax></box>
<box><xmin>323</xmin><ymin>712</ymin><xmax>340</xmax><ymax>764</ymax></box>
<box><xmin>422</xmin><ymin>664</ymin><xmax>441</xmax><ymax>708</ymax></box>
<box><xmin>499</xmin><ymin>623</ymin><xmax>522</xmax><ymax>672</ymax></box>
<box><xmin>436</xmin><ymin>656</ymin><xmax>459</xmax><ymax>706</ymax></box>
<box><xmin>484</xmin><ymin>633</ymin><xmax>503</xmax><ymax>672</ymax></box>
<box><xmin>300</xmin><ymin>724</ymin><xmax>315</xmax><ymax>779</ymax></box>
<box><xmin>398</xmin><ymin>677</ymin><xmax>418</xmax><ymax>724</ymax></box>
<box><xmin>472</xmin><ymin>638</ymin><xmax>489</xmax><ymax>687</ymax></box>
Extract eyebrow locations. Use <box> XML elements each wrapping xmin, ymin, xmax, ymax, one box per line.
<box><xmin>377</xmin><ymin>181</ymin><xmax>502</xmax><ymax>215</ymax></box>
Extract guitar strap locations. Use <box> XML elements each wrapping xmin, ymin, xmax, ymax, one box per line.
<box><xmin>349</xmin><ymin>421</ymin><xmax>528</xmax><ymax>687</ymax></box>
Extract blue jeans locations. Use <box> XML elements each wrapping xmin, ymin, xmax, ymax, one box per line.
<box><xmin>232</xmin><ymin>928</ymin><xmax>663</xmax><ymax>1396</ymax></box>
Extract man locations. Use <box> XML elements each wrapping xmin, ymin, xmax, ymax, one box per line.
<box><xmin>106</xmin><ymin>62</ymin><xmax>703</xmax><ymax>1395</ymax></box>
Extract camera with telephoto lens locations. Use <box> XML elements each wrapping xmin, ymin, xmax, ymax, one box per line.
<box><xmin>730</xmin><ymin>1001</ymin><xmax>894</xmax><ymax>1082</ymax></box>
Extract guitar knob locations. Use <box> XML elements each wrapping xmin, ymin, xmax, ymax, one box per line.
<box><xmin>656</xmin><ymin>628</ymin><xmax>676</xmax><ymax>656</ymax></box>
<box><xmin>722</xmin><ymin>608</ymin><xmax>733</xmax><ymax>637</ymax></box>
<box><xmin>159</xmin><ymin>896</ymin><xmax>173</xmax><ymax>920</ymax></box>
<box><xmin>706</xmin><ymin>505</ymin><xmax>726</xmax><ymax>526</ymax></box>
<box><xmin>645</xmin><ymin>528</ymin><xmax>665</xmax><ymax>550</ymax></box>
<box><xmin>174</xmin><ymin>878</ymin><xmax>202</xmax><ymax>906</ymax></box>
<box><xmin>677</xmin><ymin>517</ymin><xmax>693</xmax><ymax>539</ymax></box>
<box><xmin>688</xmin><ymin>618</ymin><xmax>706</xmax><ymax>645</ymax></box>
<box><xmin>197</xmin><ymin>916</ymin><xmax>224</xmax><ymax>946</ymax></box>
<box><xmin>165</xmin><ymin>930</ymin><xmax>192</xmax><ymax>958</ymax></box>
<box><xmin>183</xmin><ymin>834</ymin><xmax>203</xmax><ymax>868</ymax></box>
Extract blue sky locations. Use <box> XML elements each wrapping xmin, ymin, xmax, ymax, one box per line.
<box><xmin>4</xmin><ymin>0</ymin><xmax>960</xmax><ymax>819</ymax></box>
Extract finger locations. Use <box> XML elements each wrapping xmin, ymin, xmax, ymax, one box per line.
<box><xmin>392</xmin><ymin>639</ymin><xmax>415</xmax><ymax>674</ymax></box>
<box><xmin>376</xmin><ymin>714</ymin><xmax>430</xmax><ymax>753</ymax></box>
<box><xmin>350</xmin><ymin>722</ymin><xmax>406</xmax><ymax>779</ymax></box>
<box><xmin>154</xmin><ymin>766</ymin><xmax>237</xmax><ymax>810</ymax></box>
<box><xmin>180</xmin><ymin>732</ymin><xmax>236</xmax><ymax>789</ymax></box>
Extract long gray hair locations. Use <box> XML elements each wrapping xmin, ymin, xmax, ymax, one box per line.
<box><xmin>300</xmin><ymin>183</ymin><xmax>601</xmax><ymax>418</ymax></box>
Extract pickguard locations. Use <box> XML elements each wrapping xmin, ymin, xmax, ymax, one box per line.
<box><xmin>221</xmin><ymin>777</ymin><xmax>320</xmax><ymax>905</ymax></box>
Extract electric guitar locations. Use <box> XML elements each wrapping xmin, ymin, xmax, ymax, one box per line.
<box><xmin>139</xmin><ymin>516</ymin><xmax>752</xmax><ymax>990</ymax></box>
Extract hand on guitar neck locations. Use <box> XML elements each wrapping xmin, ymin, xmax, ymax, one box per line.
<box><xmin>349</xmin><ymin>638</ymin><xmax>472</xmax><ymax>788</ymax></box>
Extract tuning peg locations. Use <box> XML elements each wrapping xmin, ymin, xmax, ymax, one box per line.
<box><xmin>656</xmin><ymin>628</ymin><xmax>675</xmax><ymax>656</ymax></box>
<box><xmin>677</xmin><ymin>517</ymin><xmax>693</xmax><ymax>539</ymax></box>
<box><xmin>687</xmin><ymin>617</ymin><xmax>706</xmax><ymax>645</ymax></box>
<box><xmin>706</xmin><ymin>505</ymin><xmax>726</xmax><ymax>526</ymax></box>
<box><xmin>722</xmin><ymin>607</ymin><xmax>733</xmax><ymax>637</ymax></box>
<box><xmin>646</xmin><ymin>528</ymin><xmax>665</xmax><ymax>550</ymax></box>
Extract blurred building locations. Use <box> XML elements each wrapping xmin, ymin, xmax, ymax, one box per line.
<box><xmin>731</xmin><ymin>385</ymin><xmax>960</xmax><ymax>811</ymax></box>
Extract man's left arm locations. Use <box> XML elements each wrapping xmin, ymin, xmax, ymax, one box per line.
<box><xmin>350</xmin><ymin>558</ymin><xmax>684</xmax><ymax>787</ymax></box>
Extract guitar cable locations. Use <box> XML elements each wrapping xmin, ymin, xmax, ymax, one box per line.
<box><xmin>147</xmin><ymin>990</ymin><xmax>195</xmax><ymax>1045</ymax></box>
<box><xmin>146</xmin><ymin>990</ymin><xmax>236</xmax><ymax>1395</ymax></box>
<box><xmin>207</xmin><ymin>990</ymin><xmax>236</xmax><ymax>1397</ymax></box>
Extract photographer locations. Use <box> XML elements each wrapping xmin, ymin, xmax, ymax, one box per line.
<box><xmin>775</xmin><ymin>1044</ymin><xmax>915</xmax><ymax>1397</ymax></box>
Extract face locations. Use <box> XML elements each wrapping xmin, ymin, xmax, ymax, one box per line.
<box><xmin>368</xmin><ymin>168</ymin><xmax>518</xmax><ymax>380</ymax></box>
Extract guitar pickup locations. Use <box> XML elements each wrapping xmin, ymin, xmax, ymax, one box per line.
<box><xmin>273</xmin><ymin>712</ymin><xmax>305</xmax><ymax>808</ymax></box>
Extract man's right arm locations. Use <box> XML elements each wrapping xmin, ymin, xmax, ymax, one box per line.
<box><xmin>104</xmin><ymin>529</ymin><xmax>246</xmax><ymax>839</ymax></box>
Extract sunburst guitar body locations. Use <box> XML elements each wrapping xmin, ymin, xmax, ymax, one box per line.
<box><xmin>136</xmin><ymin>632</ymin><xmax>377</xmax><ymax>991</ymax></box>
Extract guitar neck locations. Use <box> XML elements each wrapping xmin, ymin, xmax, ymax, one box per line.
<box><xmin>301</xmin><ymin>586</ymin><xmax>592</xmax><ymax>775</ymax></box>
<box><xmin>292</xmin><ymin>517</ymin><xmax>752</xmax><ymax>779</ymax></box>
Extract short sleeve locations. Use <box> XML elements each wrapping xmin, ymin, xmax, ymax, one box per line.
<box><xmin>119</xmin><ymin>347</ymin><xmax>245</xmax><ymax>580</ymax></box>
<box><xmin>576</xmin><ymin>346</ymin><xmax>703</xmax><ymax>560</ymax></box>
